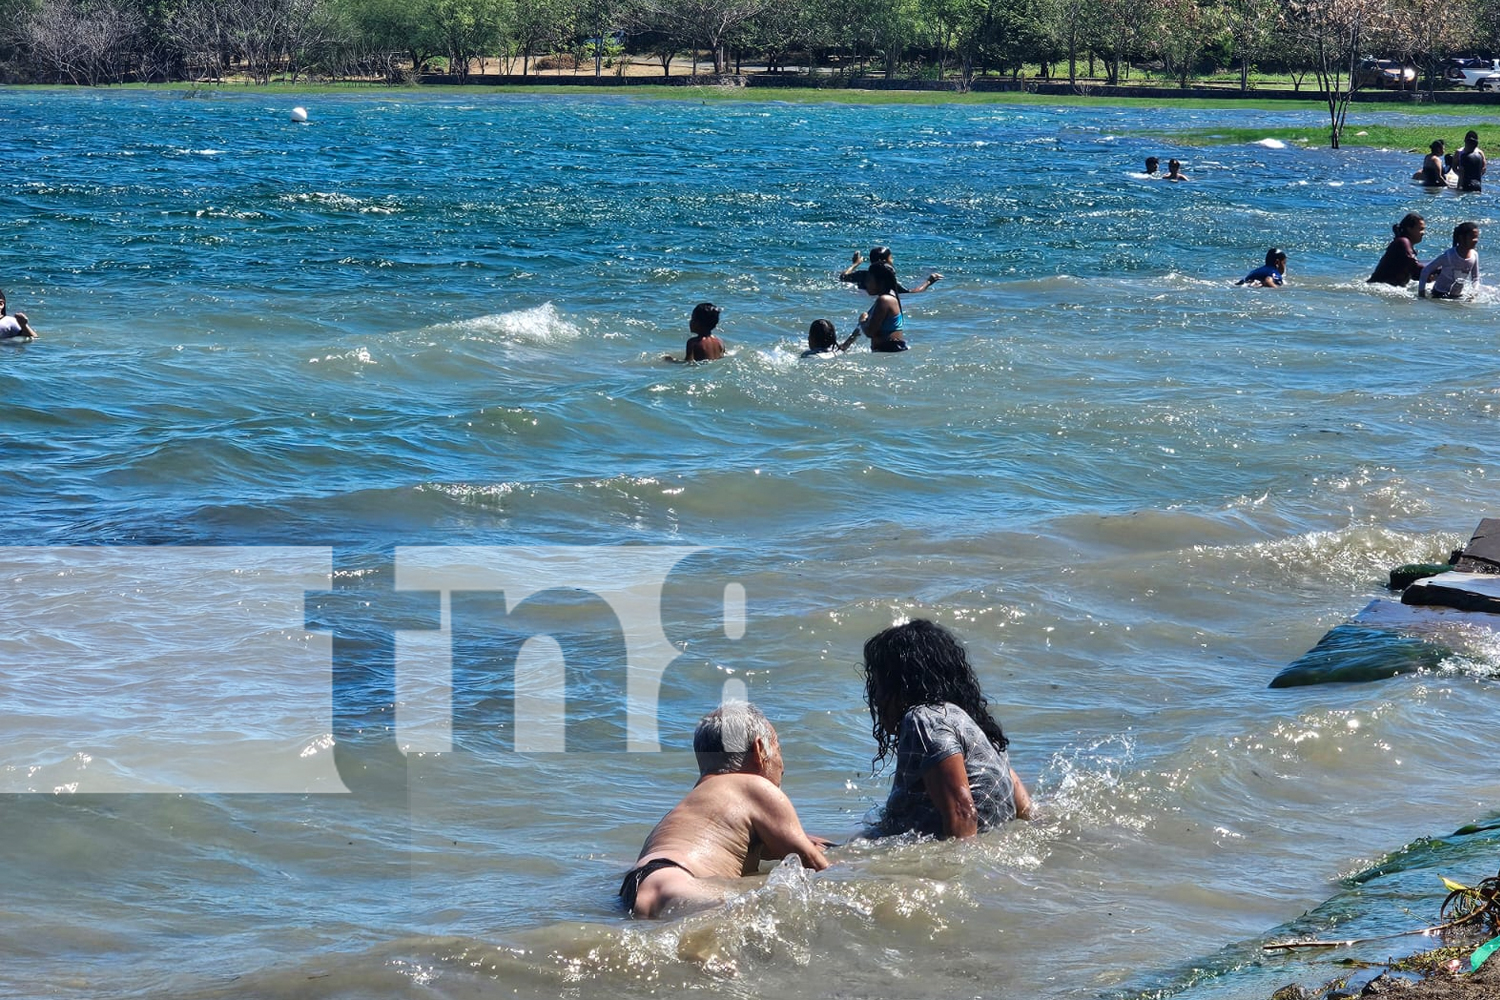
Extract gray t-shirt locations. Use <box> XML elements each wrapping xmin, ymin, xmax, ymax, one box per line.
<box><xmin>877</xmin><ymin>702</ymin><xmax>1017</xmax><ymax>838</ymax></box>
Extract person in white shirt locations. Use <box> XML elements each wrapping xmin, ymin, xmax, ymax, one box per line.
<box><xmin>1418</xmin><ymin>222</ymin><xmax>1480</xmax><ymax>299</ymax></box>
<box><xmin>0</xmin><ymin>289</ymin><xmax>37</xmax><ymax>340</ymax></box>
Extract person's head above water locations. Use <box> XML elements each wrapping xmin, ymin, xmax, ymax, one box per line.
<box><xmin>1264</xmin><ymin>247</ymin><xmax>1288</xmax><ymax>269</ymax></box>
<box><xmin>693</xmin><ymin>701</ymin><xmax>780</xmax><ymax>782</ymax></box>
<box><xmin>1145</xmin><ymin>156</ymin><xmax>1160</xmax><ymax>173</ymax></box>
<box><xmin>1453</xmin><ymin>221</ymin><xmax>1480</xmax><ymax>248</ymax></box>
<box><xmin>0</xmin><ymin>289</ymin><xmax>7</xmax><ymax>317</ymax></box>
<box><xmin>807</xmin><ymin>318</ymin><xmax>837</xmax><ymax>352</ymax></box>
<box><xmin>1431</xmin><ymin>140</ymin><xmax>1446</xmax><ymax>155</ymax></box>
<box><xmin>869</xmin><ymin>246</ymin><xmax>893</xmax><ymax>266</ymax></box>
<box><xmin>1395</xmin><ymin>212</ymin><xmax>1425</xmax><ymax>242</ymax></box>
<box><xmin>690</xmin><ymin>302</ymin><xmax>721</xmax><ymax>335</ymax></box>
<box><xmin>861</xmin><ymin>618</ymin><xmax>1011</xmax><ymax>765</ymax></box>
<box><xmin>865</xmin><ymin>262</ymin><xmax>898</xmax><ymax>296</ymax></box>
<box><xmin>1465</xmin><ymin>130</ymin><xmax>1480</xmax><ymax>149</ymax></box>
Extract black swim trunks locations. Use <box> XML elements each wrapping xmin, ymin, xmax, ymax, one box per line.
<box><xmin>619</xmin><ymin>858</ymin><xmax>691</xmax><ymax>911</ymax></box>
<box><xmin>870</xmin><ymin>339</ymin><xmax>909</xmax><ymax>353</ymax></box>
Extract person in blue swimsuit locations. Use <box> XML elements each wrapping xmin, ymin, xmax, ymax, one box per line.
<box><xmin>1236</xmin><ymin>248</ymin><xmax>1287</xmax><ymax>288</ymax></box>
<box><xmin>857</xmin><ymin>263</ymin><xmax>908</xmax><ymax>352</ymax></box>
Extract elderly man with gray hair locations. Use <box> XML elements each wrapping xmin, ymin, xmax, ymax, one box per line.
<box><xmin>619</xmin><ymin>701</ymin><xmax>832</xmax><ymax>918</ymax></box>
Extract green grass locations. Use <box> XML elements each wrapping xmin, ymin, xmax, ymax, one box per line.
<box><xmin>1163</xmin><ymin>121</ymin><xmax>1500</xmax><ymax>151</ymax></box>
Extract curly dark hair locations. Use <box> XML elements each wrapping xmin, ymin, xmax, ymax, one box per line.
<box><xmin>861</xmin><ymin>618</ymin><xmax>1009</xmax><ymax>768</ymax></box>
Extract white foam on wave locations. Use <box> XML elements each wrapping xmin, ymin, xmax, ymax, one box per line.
<box><xmin>1254</xmin><ymin>138</ymin><xmax>1288</xmax><ymax>149</ymax></box>
<box><xmin>438</xmin><ymin>302</ymin><xmax>582</xmax><ymax>345</ymax></box>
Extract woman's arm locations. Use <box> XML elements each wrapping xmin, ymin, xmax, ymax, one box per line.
<box><xmin>1010</xmin><ymin>768</ymin><xmax>1033</xmax><ymax>820</ymax></box>
<box><xmin>839</xmin><ymin>251</ymin><xmax>863</xmax><ymax>280</ymax></box>
<box><xmin>922</xmin><ymin>754</ymin><xmax>978</xmax><ymax>838</ymax></box>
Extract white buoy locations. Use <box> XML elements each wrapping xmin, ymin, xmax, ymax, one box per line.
<box><xmin>290</xmin><ymin>106</ymin><xmax>308</xmax><ymax>123</ymax></box>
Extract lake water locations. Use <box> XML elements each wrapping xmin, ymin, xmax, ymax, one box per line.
<box><xmin>2</xmin><ymin>88</ymin><xmax>1499</xmax><ymax>1000</ymax></box>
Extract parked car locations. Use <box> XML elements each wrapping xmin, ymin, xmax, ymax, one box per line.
<box><xmin>1444</xmin><ymin>57</ymin><xmax>1500</xmax><ymax>87</ymax></box>
<box><xmin>1356</xmin><ymin>58</ymin><xmax>1417</xmax><ymax>89</ymax></box>
<box><xmin>1479</xmin><ymin>75</ymin><xmax>1500</xmax><ymax>92</ymax></box>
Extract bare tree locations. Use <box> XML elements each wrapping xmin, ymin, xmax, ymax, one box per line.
<box><xmin>632</xmin><ymin>0</ymin><xmax>768</xmax><ymax>73</ymax></box>
<box><xmin>24</xmin><ymin>0</ymin><xmax>143</xmax><ymax>84</ymax></box>
<box><xmin>1285</xmin><ymin>0</ymin><xmax>1395</xmax><ymax>147</ymax></box>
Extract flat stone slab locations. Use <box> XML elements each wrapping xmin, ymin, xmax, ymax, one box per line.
<box><xmin>1453</xmin><ymin>517</ymin><xmax>1500</xmax><ymax>573</ymax></box>
<box><xmin>1401</xmin><ymin>571</ymin><xmax>1500</xmax><ymax>614</ymax></box>
<box><xmin>1269</xmin><ymin>598</ymin><xmax>1496</xmax><ymax>687</ymax></box>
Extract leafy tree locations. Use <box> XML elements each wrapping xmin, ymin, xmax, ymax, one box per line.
<box><xmin>509</xmin><ymin>0</ymin><xmax>566</xmax><ymax>74</ymax></box>
<box><xmin>1151</xmin><ymin>0</ymin><xmax>1225</xmax><ymax>87</ymax></box>
<box><xmin>1090</xmin><ymin>0</ymin><xmax>1152</xmax><ymax>83</ymax></box>
<box><xmin>427</xmin><ymin>0</ymin><xmax>505</xmax><ymax>79</ymax></box>
<box><xmin>1222</xmin><ymin>0</ymin><xmax>1280</xmax><ymax>89</ymax></box>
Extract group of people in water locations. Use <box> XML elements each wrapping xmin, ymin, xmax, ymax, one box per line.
<box><xmin>1413</xmin><ymin>130</ymin><xmax>1487</xmax><ymax>192</ymax></box>
<box><xmin>620</xmin><ymin>619</ymin><xmax>1031</xmax><ymax>917</ymax></box>
<box><xmin>1211</xmin><ymin>131</ymin><xmax>1485</xmax><ymax>298</ymax></box>
<box><xmin>662</xmin><ymin>245</ymin><xmax>942</xmax><ymax>363</ymax></box>
<box><xmin>666</xmin><ymin>132</ymin><xmax>1489</xmax><ymax>365</ymax></box>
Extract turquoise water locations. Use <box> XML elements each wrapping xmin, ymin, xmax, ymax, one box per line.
<box><xmin>2</xmin><ymin>89</ymin><xmax>1500</xmax><ymax>999</ymax></box>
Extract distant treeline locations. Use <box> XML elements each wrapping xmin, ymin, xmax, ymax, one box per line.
<box><xmin>3</xmin><ymin>0</ymin><xmax>1500</xmax><ymax>90</ymax></box>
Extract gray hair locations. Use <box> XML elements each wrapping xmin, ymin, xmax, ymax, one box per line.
<box><xmin>694</xmin><ymin>701</ymin><xmax>772</xmax><ymax>776</ymax></box>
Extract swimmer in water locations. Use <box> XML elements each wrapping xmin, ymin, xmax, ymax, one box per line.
<box><xmin>858</xmin><ymin>262</ymin><xmax>908</xmax><ymax>352</ymax></box>
<box><xmin>1236</xmin><ymin>247</ymin><xmax>1287</xmax><ymax>288</ymax></box>
<box><xmin>800</xmin><ymin>318</ymin><xmax>858</xmax><ymax>357</ymax></box>
<box><xmin>1418</xmin><ymin>221</ymin><xmax>1480</xmax><ymax>299</ymax></box>
<box><xmin>663</xmin><ymin>302</ymin><xmax>726</xmax><ymax>363</ymax></box>
<box><xmin>0</xmin><ymin>289</ymin><xmax>37</xmax><ymax>340</ymax></box>
<box><xmin>619</xmin><ymin>702</ymin><xmax>831</xmax><ymax>918</ymax></box>
<box><xmin>1368</xmin><ymin>213</ymin><xmax>1427</xmax><ymax>287</ymax></box>
<box><xmin>1144</xmin><ymin>156</ymin><xmax>1160</xmax><ymax>176</ymax></box>
<box><xmin>1165</xmin><ymin>158</ymin><xmax>1190</xmax><ymax>182</ymax></box>
<box><xmin>1457</xmin><ymin>131</ymin><xmax>1486</xmax><ymax>193</ymax></box>
<box><xmin>1413</xmin><ymin>140</ymin><xmax>1447</xmax><ymax>187</ymax></box>
<box><xmin>839</xmin><ymin>246</ymin><xmax>941</xmax><ymax>295</ymax></box>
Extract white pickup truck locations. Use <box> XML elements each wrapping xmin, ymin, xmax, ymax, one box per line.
<box><xmin>1445</xmin><ymin>58</ymin><xmax>1500</xmax><ymax>88</ymax></box>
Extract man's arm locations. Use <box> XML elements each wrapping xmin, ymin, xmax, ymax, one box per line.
<box><xmin>922</xmin><ymin>753</ymin><xmax>979</xmax><ymax>838</ymax></box>
<box><xmin>747</xmin><ymin>781</ymin><xmax>831</xmax><ymax>870</ymax></box>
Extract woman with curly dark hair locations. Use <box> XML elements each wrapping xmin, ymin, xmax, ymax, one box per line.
<box><xmin>862</xmin><ymin>619</ymin><xmax>1032</xmax><ymax>838</ymax></box>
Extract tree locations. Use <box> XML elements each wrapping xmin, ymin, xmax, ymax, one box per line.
<box><xmin>1089</xmin><ymin>0</ymin><xmax>1151</xmax><ymax>83</ymax></box>
<box><xmin>24</xmin><ymin>0</ymin><xmax>144</xmax><ymax>84</ymax></box>
<box><xmin>508</xmin><ymin>0</ymin><xmax>566</xmax><ymax>74</ymax></box>
<box><xmin>427</xmin><ymin>0</ymin><xmax>505</xmax><ymax>79</ymax></box>
<box><xmin>1223</xmin><ymin>0</ymin><xmax>1281</xmax><ymax>90</ymax></box>
<box><xmin>1285</xmin><ymin>0</ymin><xmax>1394</xmax><ymax>147</ymax></box>
<box><xmin>1151</xmin><ymin>0</ymin><xmax>1225</xmax><ymax>88</ymax></box>
<box><xmin>986</xmin><ymin>0</ymin><xmax>1064</xmax><ymax>80</ymax></box>
<box><xmin>632</xmin><ymin>0</ymin><xmax>769</xmax><ymax>74</ymax></box>
<box><xmin>1389</xmin><ymin>0</ymin><xmax>1476</xmax><ymax>97</ymax></box>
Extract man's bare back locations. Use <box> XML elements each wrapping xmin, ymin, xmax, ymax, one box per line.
<box><xmin>621</xmin><ymin>705</ymin><xmax>830</xmax><ymax>918</ymax></box>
